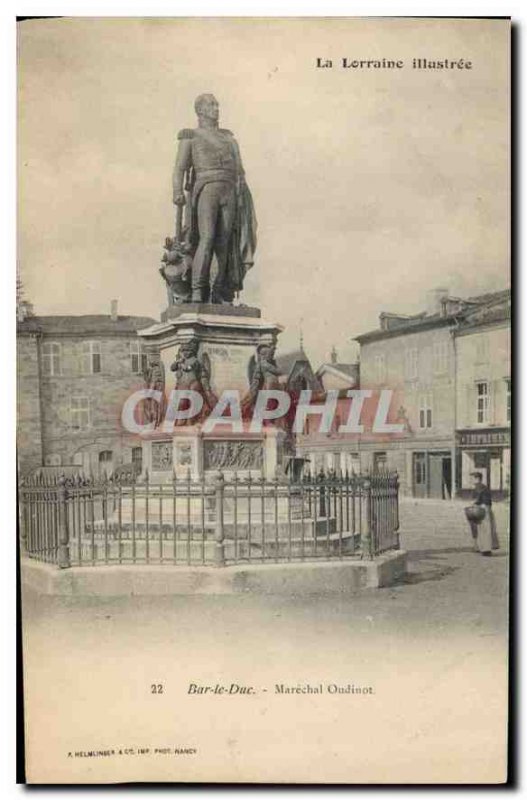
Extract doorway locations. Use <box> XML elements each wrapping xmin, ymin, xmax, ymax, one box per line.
<box><xmin>429</xmin><ymin>453</ymin><xmax>452</xmax><ymax>499</ymax></box>
<box><xmin>413</xmin><ymin>452</ymin><xmax>427</xmax><ymax>498</ymax></box>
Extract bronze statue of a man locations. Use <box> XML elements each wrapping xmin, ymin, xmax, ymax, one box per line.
<box><xmin>173</xmin><ymin>94</ymin><xmax>257</xmax><ymax>304</ymax></box>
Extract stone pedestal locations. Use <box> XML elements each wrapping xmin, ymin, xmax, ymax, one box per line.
<box><xmin>137</xmin><ymin>306</ymin><xmax>286</xmax><ymax>478</ymax></box>
<box><xmin>141</xmin><ymin>426</ymin><xmax>288</xmax><ymax>481</ymax></box>
<box><xmin>139</xmin><ymin>306</ymin><xmax>282</xmax><ymax>396</ymax></box>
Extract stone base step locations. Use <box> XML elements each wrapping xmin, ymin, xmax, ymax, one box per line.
<box><xmin>68</xmin><ymin>532</ymin><xmax>361</xmax><ymax>564</ymax></box>
<box><xmin>87</xmin><ymin>517</ymin><xmax>338</xmax><ymax>539</ymax></box>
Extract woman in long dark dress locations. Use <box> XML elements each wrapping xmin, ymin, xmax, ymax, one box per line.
<box><xmin>469</xmin><ymin>471</ymin><xmax>500</xmax><ymax>556</ymax></box>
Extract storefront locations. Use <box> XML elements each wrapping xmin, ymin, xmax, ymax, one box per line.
<box><xmin>457</xmin><ymin>427</ymin><xmax>511</xmax><ymax>497</ymax></box>
<box><xmin>412</xmin><ymin>450</ymin><xmax>453</xmax><ymax>500</ymax></box>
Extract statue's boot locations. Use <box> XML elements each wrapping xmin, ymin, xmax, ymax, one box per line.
<box><xmin>209</xmin><ymin>289</ymin><xmax>224</xmax><ymax>304</ymax></box>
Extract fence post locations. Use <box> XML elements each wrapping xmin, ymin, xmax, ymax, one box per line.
<box><xmin>394</xmin><ymin>472</ymin><xmax>400</xmax><ymax>549</ymax></box>
<box><xmin>362</xmin><ymin>475</ymin><xmax>374</xmax><ymax>560</ymax></box>
<box><xmin>19</xmin><ymin>480</ymin><xmax>28</xmax><ymax>556</ymax></box>
<box><xmin>57</xmin><ymin>475</ymin><xmax>70</xmax><ymax>568</ymax></box>
<box><xmin>214</xmin><ymin>471</ymin><xmax>225</xmax><ymax>567</ymax></box>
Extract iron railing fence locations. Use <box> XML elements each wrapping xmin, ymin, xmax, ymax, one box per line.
<box><xmin>19</xmin><ymin>470</ymin><xmax>400</xmax><ymax>568</ymax></box>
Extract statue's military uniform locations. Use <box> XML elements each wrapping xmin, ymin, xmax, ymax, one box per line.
<box><xmin>175</xmin><ymin>127</ymin><xmax>244</xmax><ymax>303</ymax></box>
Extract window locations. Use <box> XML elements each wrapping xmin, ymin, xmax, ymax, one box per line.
<box><xmin>418</xmin><ymin>393</ymin><xmax>433</xmax><ymax>429</ymax></box>
<box><xmin>473</xmin><ymin>452</ymin><xmax>488</xmax><ymax>469</ymax></box>
<box><xmin>130</xmin><ymin>341</ymin><xmax>148</xmax><ymax>374</ymax></box>
<box><xmin>41</xmin><ymin>342</ymin><xmax>61</xmax><ymax>376</ymax></box>
<box><xmin>433</xmin><ymin>339</ymin><xmax>448</xmax><ymax>374</ymax></box>
<box><xmin>345</xmin><ymin>453</ymin><xmax>361</xmax><ymax>475</ymax></box>
<box><xmin>81</xmin><ymin>341</ymin><xmax>102</xmax><ymax>374</ymax></box>
<box><xmin>374</xmin><ymin>354</ymin><xmax>386</xmax><ymax>384</ymax></box>
<box><xmin>476</xmin><ymin>381</ymin><xmax>489</xmax><ymax>424</ymax></box>
<box><xmin>71</xmin><ymin>397</ymin><xmax>90</xmax><ymax>429</ymax></box>
<box><xmin>373</xmin><ymin>452</ymin><xmax>388</xmax><ymax>472</ymax></box>
<box><xmin>505</xmin><ymin>379</ymin><xmax>511</xmax><ymax>423</ymax></box>
<box><xmin>405</xmin><ymin>348</ymin><xmax>418</xmax><ymax>380</ymax></box>
<box><xmin>98</xmin><ymin>450</ymin><xmax>113</xmax><ymax>463</ymax></box>
<box><xmin>132</xmin><ymin>447</ymin><xmax>143</xmax><ymax>467</ymax></box>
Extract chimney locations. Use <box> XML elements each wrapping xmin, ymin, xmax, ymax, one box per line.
<box><xmin>426</xmin><ymin>287</ymin><xmax>449</xmax><ymax>316</ymax></box>
<box><xmin>330</xmin><ymin>346</ymin><xmax>338</xmax><ymax>364</ymax></box>
<box><xmin>110</xmin><ymin>299</ymin><xmax>118</xmax><ymax>322</ymax></box>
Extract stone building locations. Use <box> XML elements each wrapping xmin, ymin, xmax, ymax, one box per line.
<box><xmin>295</xmin><ymin>348</ymin><xmax>361</xmax><ymax>476</ymax></box>
<box><xmin>454</xmin><ymin>292</ymin><xmax>511</xmax><ymax>496</ymax></box>
<box><xmin>17</xmin><ymin>304</ymin><xmax>156</xmax><ymax>476</ymax></box>
<box><xmin>352</xmin><ymin>288</ymin><xmax>511</xmax><ymax>498</ymax></box>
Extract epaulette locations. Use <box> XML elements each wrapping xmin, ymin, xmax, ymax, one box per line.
<box><xmin>219</xmin><ymin>128</ymin><xmax>233</xmax><ymax>136</ymax></box>
<box><xmin>177</xmin><ymin>128</ymin><xmax>195</xmax><ymax>140</ymax></box>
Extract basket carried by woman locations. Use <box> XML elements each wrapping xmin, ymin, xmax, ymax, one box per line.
<box><xmin>464</xmin><ymin>505</ymin><xmax>486</xmax><ymax>524</ymax></box>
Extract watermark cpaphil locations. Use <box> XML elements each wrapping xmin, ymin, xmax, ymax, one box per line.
<box><xmin>121</xmin><ymin>388</ymin><xmax>404</xmax><ymax>436</ymax></box>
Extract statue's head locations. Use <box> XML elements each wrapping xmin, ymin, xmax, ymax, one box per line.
<box><xmin>257</xmin><ymin>343</ymin><xmax>274</xmax><ymax>359</ymax></box>
<box><xmin>194</xmin><ymin>93</ymin><xmax>219</xmax><ymax>122</ymax></box>
<box><xmin>181</xmin><ymin>338</ymin><xmax>199</xmax><ymax>357</ymax></box>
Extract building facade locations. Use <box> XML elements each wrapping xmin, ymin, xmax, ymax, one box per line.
<box><xmin>355</xmin><ymin>306</ymin><xmax>457</xmax><ymax>497</ymax></box>
<box><xmin>17</xmin><ymin>309</ymin><xmax>156</xmax><ymax>476</ymax></box>
<box><xmin>454</xmin><ymin>294</ymin><xmax>511</xmax><ymax>496</ymax></box>
<box><xmin>295</xmin><ymin>288</ymin><xmax>510</xmax><ymax>498</ymax></box>
<box><xmin>352</xmin><ymin>288</ymin><xmax>510</xmax><ymax>498</ymax></box>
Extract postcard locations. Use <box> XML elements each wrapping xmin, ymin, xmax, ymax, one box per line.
<box><xmin>17</xmin><ymin>16</ymin><xmax>510</xmax><ymax>784</ymax></box>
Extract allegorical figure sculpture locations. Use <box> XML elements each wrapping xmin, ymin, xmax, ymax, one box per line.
<box><xmin>159</xmin><ymin>235</ymin><xmax>192</xmax><ymax>304</ymax></box>
<box><xmin>143</xmin><ymin>353</ymin><xmax>166</xmax><ymax>428</ymax></box>
<box><xmin>242</xmin><ymin>342</ymin><xmax>282</xmax><ymax>422</ymax></box>
<box><xmin>170</xmin><ymin>93</ymin><xmax>257</xmax><ymax>304</ymax></box>
<box><xmin>170</xmin><ymin>338</ymin><xmax>216</xmax><ymax>423</ymax></box>
<box><xmin>248</xmin><ymin>343</ymin><xmax>281</xmax><ymax>394</ymax></box>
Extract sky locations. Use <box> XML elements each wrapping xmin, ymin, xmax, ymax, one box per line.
<box><xmin>17</xmin><ymin>17</ymin><xmax>510</xmax><ymax>367</ymax></box>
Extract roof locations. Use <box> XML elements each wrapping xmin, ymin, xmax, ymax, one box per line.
<box><xmin>17</xmin><ymin>314</ymin><xmax>158</xmax><ymax>337</ymax></box>
<box><xmin>457</xmin><ymin>290</ymin><xmax>511</xmax><ymax>330</ymax></box>
<box><xmin>316</xmin><ymin>361</ymin><xmax>359</xmax><ymax>386</ymax></box>
<box><xmin>355</xmin><ymin>288</ymin><xmax>510</xmax><ymax>344</ymax></box>
<box><xmin>355</xmin><ymin>313</ymin><xmax>453</xmax><ymax>343</ymax></box>
<box><xmin>465</xmin><ymin>289</ymin><xmax>510</xmax><ymax>305</ymax></box>
<box><xmin>323</xmin><ymin>362</ymin><xmax>357</xmax><ymax>378</ymax></box>
<box><xmin>275</xmin><ymin>348</ymin><xmax>309</xmax><ymax>377</ymax></box>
